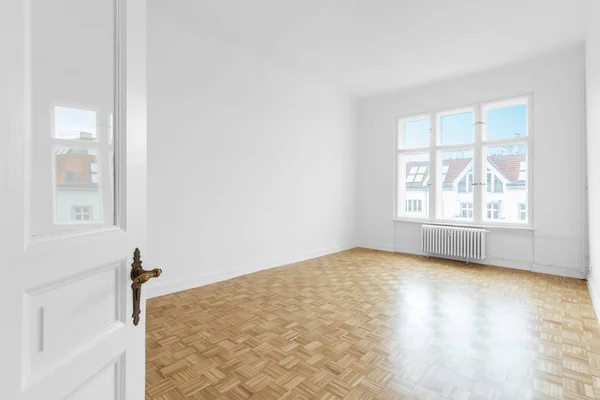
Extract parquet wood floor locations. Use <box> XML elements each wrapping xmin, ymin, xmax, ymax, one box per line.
<box><xmin>146</xmin><ymin>248</ymin><xmax>600</xmax><ymax>400</ymax></box>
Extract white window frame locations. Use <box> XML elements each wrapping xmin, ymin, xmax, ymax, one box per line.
<box><xmin>394</xmin><ymin>94</ymin><xmax>533</xmax><ymax>227</ymax></box>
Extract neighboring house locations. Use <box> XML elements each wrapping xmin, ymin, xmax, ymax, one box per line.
<box><xmin>54</xmin><ymin>132</ymin><xmax>102</xmax><ymax>223</ymax></box>
<box><xmin>405</xmin><ymin>153</ymin><xmax>527</xmax><ymax>223</ymax></box>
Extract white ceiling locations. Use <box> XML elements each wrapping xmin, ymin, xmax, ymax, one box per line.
<box><xmin>174</xmin><ymin>0</ymin><xmax>589</xmax><ymax>96</ymax></box>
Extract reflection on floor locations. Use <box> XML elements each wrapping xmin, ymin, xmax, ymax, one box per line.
<box><xmin>145</xmin><ymin>248</ymin><xmax>600</xmax><ymax>399</ymax></box>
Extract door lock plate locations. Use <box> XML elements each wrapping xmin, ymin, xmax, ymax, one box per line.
<box><xmin>131</xmin><ymin>248</ymin><xmax>162</xmax><ymax>326</ymax></box>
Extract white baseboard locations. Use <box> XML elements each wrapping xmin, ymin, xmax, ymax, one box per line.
<box><xmin>588</xmin><ymin>277</ymin><xmax>600</xmax><ymax>320</ymax></box>
<box><xmin>146</xmin><ymin>244</ymin><xmax>356</xmax><ymax>299</ymax></box>
<box><xmin>486</xmin><ymin>257</ymin><xmax>584</xmax><ymax>279</ymax></box>
<box><xmin>531</xmin><ymin>263</ymin><xmax>584</xmax><ymax>279</ymax></box>
<box><xmin>359</xmin><ymin>245</ymin><xmax>585</xmax><ymax>279</ymax></box>
<box><xmin>359</xmin><ymin>243</ymin><xmax>395</xmax><ymax>252</ymax></box>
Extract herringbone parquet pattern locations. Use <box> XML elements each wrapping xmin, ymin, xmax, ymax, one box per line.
<box><xmin>146</xmin><ymin>249</ymin><xmax>600</xmax><ymax>400</ymax></box>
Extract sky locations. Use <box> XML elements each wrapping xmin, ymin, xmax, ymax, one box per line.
<box><xmin>402</xmin><ymin>104</ymin><xmax>527</xmax><ymax>151</ymax></box>
<box><xmin>54</xmin><ymin>106</ymin><xmax>97</xmax><ymax>138</ymax></box>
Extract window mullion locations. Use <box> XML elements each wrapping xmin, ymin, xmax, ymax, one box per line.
<box><xmin>473</xmin><ymin>104</ymin><xmax>483</xmax><ymax>224</ymax></box>
<box><xmin>429</xmin><ymin>112</ymin><xmax>437</xmax><ymax>221</ymax></box>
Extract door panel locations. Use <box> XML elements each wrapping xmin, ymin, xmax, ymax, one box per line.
<box><xmin>23</xmin><ymin>261</ymin><xmax>125</xmax><ymax>383</ymax></box>
<box><xmin>66</xmin><ymin>356</ymin><xmax>124</xmax><ymax>400</ymax></box>
<box><xmin>0</xmin><ymin>0</ymin><xmax>148</xmax><ymax>399</ymax></box>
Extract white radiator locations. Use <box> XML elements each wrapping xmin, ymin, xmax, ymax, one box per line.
<box><xmin>421</xmin><ymin>225</ymin><xmax>487</xmax><ymax>260</ymax></box>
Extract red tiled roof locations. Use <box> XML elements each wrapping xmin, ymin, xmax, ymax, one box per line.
<box><xmin>55</xmin><ymin>152</ymin><xmax>96</xmax><ymax>184</ymax></box>
<box><xmin>405</xmin><ymin>154</ymin><xmax>526</xmax><ymax>185</ymax></box>
<box><xmin>488</xmin><ymin>154</ymin><xmax>526</xmax><ymax>183</ymax></box>
<box><xmin>443</xmin><ymin>158</ymin><xmax>472</xmax><ymax>184</ymax></box>
<box><xmin>405</xmin><ymin>158</ymin><xmax>472</xmax><ymax>185</ymax></box>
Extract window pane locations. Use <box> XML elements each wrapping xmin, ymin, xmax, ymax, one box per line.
<box><xmin>439</xmin><ymin>111</ymin><xmax>474</xmax><ymax>145</ymax></box>
<box><xmin>483</xmin><ymin>144</ymin><xmax>528</xmax><ymax>223</ymax></box>
<box><xmin>487</xmin><ymin>203</ymin><xmax>500</xmax><ymax>220</ymax></box>
<box><xmin>460</xmin><ymin>202</ymin><xmax>473</xmax><ymax>219</ymax></box>
<box><xmin>30</xmin><ymin>0</ymin><xmax>116</xmax><ymax>236</ymax></box>
<box><xmin>484</xmin><ymin>102</ymin><xmax>527</xmax><ymax>141</ymax></box>
<box><xmin>406</xmin><ymin>199</ymin><xmax>424</xmax><ymax>213</ymax></box>
<box><xmin>54</xmin><ymin>106</ymin><xmax>97</xmax><ymax>140</ymax></box>
<box><xmin>440</xmin><ymin>150</ymin><xmax>473</xmax><ymax>220</ymax></box>
<box><xmin>518</xmin><ymin>204</ymin><xmax>527</xmax><ymax>221</ymax></box>
<box><xmin>73</xmin><ymin>206</ymin><xmax>93</xmax><ymax>221</ymax></box>
<box><xmin>400</xmin><ymin>118</ymin><xmax>430</xmax><ymax>149</ymax></box>
<box><xmin>54</xmin><ymin>148</ymin><xmax>111</xmax><ymax>224</ymax></box>
<box><xmin>399</xmin><ymin>153</ymin><xmax>429</xmax><ymax>218</ymax></box>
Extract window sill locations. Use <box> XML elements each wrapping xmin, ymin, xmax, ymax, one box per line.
<box><xmin>393</xmin><ymin>218</ymin><xmax>536</xmax><ymax>232</ymax></box>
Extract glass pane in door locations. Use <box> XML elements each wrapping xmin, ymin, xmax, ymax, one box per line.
<box><xmin>30</xmin><ymin>0</ymin><xmax>116</xmax><ymax>237</ymax></box>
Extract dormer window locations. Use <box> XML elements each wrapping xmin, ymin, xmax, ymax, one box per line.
<box><xmin>458</xmin><ymin>170</ymin><xmax>473</xmax><ymax>193</ymax></box>
<box><xmin>487</xmin><ymin>170</ymin><xmax>504</xmax><ymax>193</ymax></box>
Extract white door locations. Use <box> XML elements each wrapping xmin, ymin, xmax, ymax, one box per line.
<box><xmin>0</xmin><ymin>0</ymin><xmax>153</xmax><ymax>399</ymax></box>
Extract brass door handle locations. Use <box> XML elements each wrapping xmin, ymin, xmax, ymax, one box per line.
<box><xmin>132</xmin><ymin>268</ymin><xmax>162</xmax><ymax>286</ymax></box>
<box><xmin>130</xmin><ymin>248</ymin><xmax>162</xmax><ymax>326</ymax></box>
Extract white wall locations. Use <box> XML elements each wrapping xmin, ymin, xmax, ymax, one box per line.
<box><xmin>586</xmin><ymin>1</ymin><xmax>600</xmax><ymax>299</ymax></box>
<box><xmin>145</xmin><ymin>1</ymin><xmax>357</xmax><ymax>297</ymax></box>
<box><xmin>358</xmin><ymin>45</ymin><xmax>588</xmax><ymax>278</ymax></box>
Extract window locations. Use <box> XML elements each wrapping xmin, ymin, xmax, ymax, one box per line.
<box><xmin>407</xmin><ymin>165</ymin><xmax>427</xmax><ymax>183</ymax></box>
<box><xmin>487</xmin><ymin>170</ymin><xmax>504</xmax><ymax>193</ymax></box>
<box><xmin>396</xmin><ymin>95</ymin><xmax>531</xmax><ymax>225</ymax></box>
<box><xmin>397</xmin><ymin>153</ymin><xmax>429</xmax><ymax>218</ymax></box>
<box><xmin>458</xmin><ymin>170</ymin><xmax>473</xmax><ymax>193</ymax></box>
<box><xmin>90</xmin><ymin>162</ymin><xmax>99</xmax><ymax>184</ymax></box>
<box><xmin>28</xmin><ymin>0</ymin><xmax>116</xmax><ymax>237</ymax></box>
<box><xmin>483</xmin><ymin>144</ymin><xmax>527</xmax><ymax>222</ymax></box>
<box><xmin>406</xmin><ymin>199</ymin><xmax>423</xmax><ymax>213</ymax></box>
<box><xmin>400</xmin><ymin>118</ymin><xmax>430</xmax><ymax>149</ymax></box>
<box><xmin>439</xmin><ymin>111</ymin><xmax>474</xmax><ymax>145</ymax></box>
<box><xmin>54</xmin><ymin>106</ymin><xmax>97</xmax><ymax>140</ymax></box>
<box><xmin>487</xmin><ymin>203</ymin><xmax>500</xmax><ymax>220</ymax></box>
<box><xmin>72</xmin><ymin>206</ymin><xmax>92</xmax><ymax>221</ymax></box>
<box><xmin>518</xmin><ymin>203</ymin><xmax>527</xmax><ymax>221</ymax></box>
<box><xmin>64</xmin><ymin>171</ymin><xmax>77</xmax><ymax>183</ymax></box>
<box><xmin>53</xmin><ymin>107</ymin><xmax>105</xmax><ymax>227</ymax></box>
<box><xmin>461</xmin><ymin>203</ymin><xmax>473</xmax><ymax>218</ymax></box>
<box><xmin>442</xmin><ymin>150</ymin><xmax>473</xmax><ymax>220</ymax></box>
<box><xmin>51</xmin><ymin>107</ymin><xmax>110</xmax><ymax>228</ymax></box>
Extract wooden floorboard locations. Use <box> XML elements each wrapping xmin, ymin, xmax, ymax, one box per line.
<box><xmin>145</xmin><ymin>248</ymin><xmax>600</xmax><ymax>399</ymax></box>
